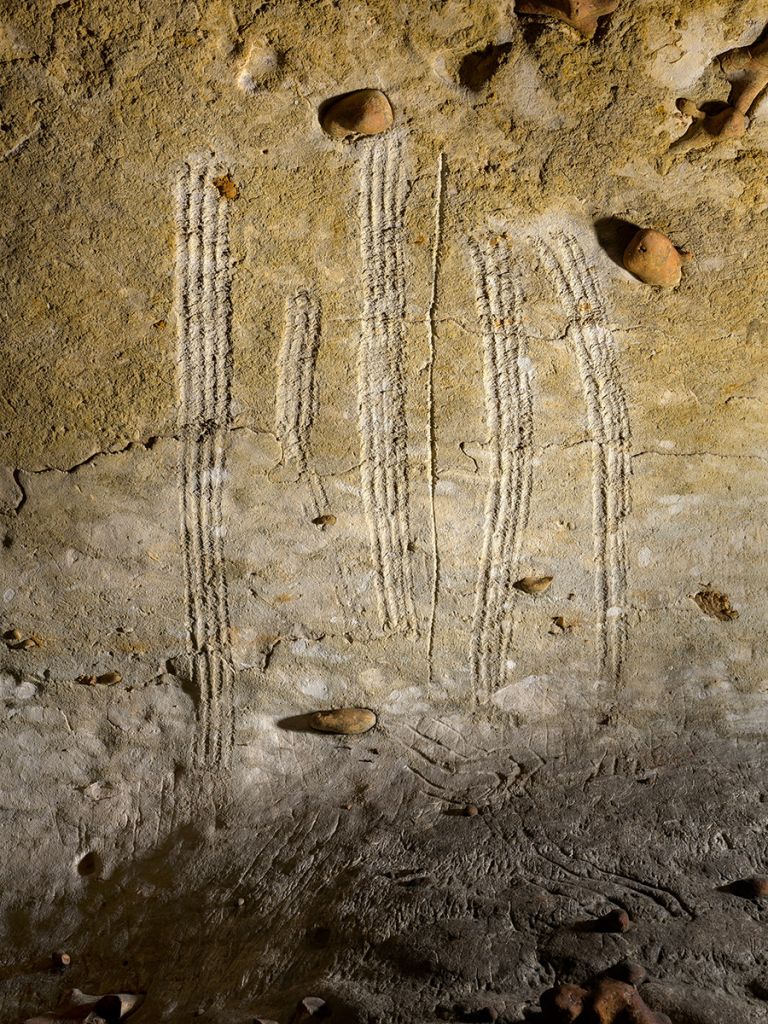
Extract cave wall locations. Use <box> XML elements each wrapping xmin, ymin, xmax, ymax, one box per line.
<box><xmin>1</xmin><ymin>1</ymin><xmax>767</xmax><ymax>1021</ymax></box>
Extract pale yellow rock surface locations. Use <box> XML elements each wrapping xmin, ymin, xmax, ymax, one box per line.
<box><xmin>1</xmin><ymin>2</ymin><xmax>767</xmax><ymax>1021</ymax></box>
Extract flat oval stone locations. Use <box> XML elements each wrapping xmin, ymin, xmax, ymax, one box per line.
<box><xmin>320</xmin><ymin>89</ymin><xmax>393</xmax><ymax>140</ymax></box>
<box><xmin>308</xmin><ymin>707</ymin><xmax>377</xmax><ymax>735</ymax></box>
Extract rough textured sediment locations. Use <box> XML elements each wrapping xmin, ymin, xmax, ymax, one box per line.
<box><xmin>1</xmin><ymin>0</ymin><xmax>767</xmax><ymax>1020</ymax></box>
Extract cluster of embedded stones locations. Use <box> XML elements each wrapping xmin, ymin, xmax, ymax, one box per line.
<box><xmin>306</xmin><ymin>9</ymin><xmax>768</xmax><ymax>292</ymax></box>
<box><xmin>514</xmin><ymin>0</ymin><xmax>619</xmax><ymax>39</ymax></box>
<box><xmin>540</xmin><ymin>962</ymin><xmax>669</xmax><ymax>1024</ymax></box>
<box><xmin>674</xmin><ymin>35</ymin><xmax>768</xmax><ymax>153</ymax></box>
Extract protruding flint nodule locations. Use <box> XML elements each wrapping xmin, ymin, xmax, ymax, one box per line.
<box><xmin>542</xmin><ymin>974</ymin><xmax>666</xmax><ymax>1024</ymax></box>
<box><xmin>513</xmin><ymin>575</ymin><xmax>553</xmax><ymax>596</ymax></box>
<box><xmin>720</xmin><ymin>36</ymin><xmax>768</xmax><ymax>115</ymax></box>
<box><xmin>539</xmin><ymin>983</ymin><xmax>589</xmax><ymax>1022</ymax></box>
<box><xmin>320</xmin><ymin>89</ymin><xmax>394</xmax><ymax>140</ymax></box>
<box><xmin>77</xmin><ymin>671</ymin><xmax>122</xmax><ymax>686</ymax></box>
<box><xmin>596</xmin><ymin>908</ymin><xmax>631</xmax><ymax>933</ymax></box>
<box><xmin>308</xmin><ymin>708</ymin><xmax>377</xmax><ymax>735</ymax></box>
<box><xmin>623</xmin><ymin>228</ymin><xmax>692</xmax><ymax>288</ymax></box>
<box><xmin>729</xmin><ymin>876</ymin><xmax>768</xmax><ymax>899</ymax></box>
<box><xmin>515</xmin><ymin>0</ymin><xmax>619</xmax><ymax>38</ymax></box>
<box><xmin>608</xmin><ymin>960</ymin><xmax>647</xmax><ymax>987</ymax></box>
<box><xmin>290</xmin><ymin>996</ymin><xmax>330</xmax><ymax>1024</ymax></box>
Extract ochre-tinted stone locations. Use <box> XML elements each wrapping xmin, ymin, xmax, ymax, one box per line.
<box><xmin>308</xmin><ymin>708</ymin><xmax>377</xmax><ymax>734</ymax></box>
<box><xmin>623</xmin><ymin>229</ymin><xmax>692</xmax><ymax>288</ymax></box>
<box><xmin>320</xmin><ymin>89</ymin><xmax>394</xmax><ymax>140</ymax></box>
<box><xmin>515</xmin><ymin>0</ymin><xmax>619</xmax><ymax>38</ymax></box>
<box><xmin>513</xmin><ymin>575</ymin><xmax>553</xmax><ymax>596</ymax></box>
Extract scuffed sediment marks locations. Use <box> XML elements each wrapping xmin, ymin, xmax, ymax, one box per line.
<box><xmin>468</xmin><ymin>237</ymin><xmax>534</xmax><ymax>701</ymax></box>
<box><xmin>357</xmin><ymin>134</ymin><xmax>417</xmax><ymax>635</ymax></box>
<box><xmin>537</xmin><ymin>232</ymin><xmax>631</xmax><ymax>697</ymax></box>
<box><xmin>175</xmin><ymin>155</ymin><xmax>235</xmax><ymax>770</ymax></box>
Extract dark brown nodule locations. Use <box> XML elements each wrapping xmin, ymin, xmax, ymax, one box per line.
<box><xmin>308</xmin><ymin>708</ymin><xmax>377</xmax><ymax>735</ymax></box>
<box><xmin>320</xmin><ymin>89</ymin><xmax>393</xmax><ymax>140</ymax></box>
<box><xmin>312</xmin><ymin>514</ymin><xmax>337</xmax><ymax>528</ymax></box>
<box><xmin>465</xmin><ymin>804</ymin><xmax>480</xmax><ymax>817</ymax></box>
<box><xmin>290</xmin><ymin>997</ymin><xmax>329</xmax><ymax>1024</ymax></box>
<box><xmin>729</xmin><ymin>876</ymin><xmax>768</xmax><ymax>899</ymax></box>
<box><xmin>540</xmin><ymin>983</ymin><xmax>588</xmax><ymax>1022</ymax></box>
<box><xmin>596</xmin><ymin>908</ymin><xmax>631</xmax><ymax>933</ymax></box>
<box><xmin>608</xmin><ymin>960</ymin><xmax>647</xmax><ymax>986</ymax></box>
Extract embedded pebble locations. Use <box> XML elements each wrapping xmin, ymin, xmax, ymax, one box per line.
<box><xmin>77</xmin><ymin>672</ymin><xmax>122</xmax><ymax>686</ymax></box>
<box><xmin>623</xmin><ymin>228</ymin><xmax>692</xmax><ymax>288</ymax></box>
<box><xmin>309</xmin><ymin>708</ymin><xmax>376</xmax><ymax>735</ymax></box>
<box><xmin>729</xmin><ymin>876</ymin><xmax>768</xmax><ymax>899</ymax></box>
<box><xmin>514</xmin><ymin>575</ymin><xmax>553</xmax><ymax>596</ymax></box>
<box><xmin>596</xmin><ymin>908</ymin><xmax>631</xmax><ymax>933</ymax></box>
<box><xmin>321</xmin><ymin>89</ymin><xmax>393</xmax><ymax>140</ymax></box>
<box><xmin>290</xmin><ymin>996</ymin><xmax>329</xmax><ymax>1024</ymax></box>
<box><xmin>212</xmin><ymin>174</ymin><xmax>239</xmax><ymax>200</ymax></box>
<box><xmin>13</xmin><ymin>637</ymin><xmax>38</xmax><ymax>651</ymax></box>
<box><xmin>515</xmin><ymin>0</ymin><xmax>619</xmax><ymax>38</ymax></box>
<box><xmin>52</xmin><ymin>950</ymin><xmax>71</xmax><ymax>969</ymax></box>
<box><xmin>693</xmin><ymin>589</ymin><xmax>738</xmax><ymax>622</ymax></box>
<box><xmin>608</xmin><ymin>960</ymin><xmax>648</xmax><ymax>986</ymax></box>
<box><xmin>465</xmin><ymin>804</ymin><xmax>479</xmax><ymax>817</ymax></box>
<box><xmin>541</xmin><ymin>975</ymin><xmax>663</xmax><ymax>1024</ymax></box>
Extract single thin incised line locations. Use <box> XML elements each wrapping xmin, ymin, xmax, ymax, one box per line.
<box><xmin>426</xmin><ymin>152</ymin><xmax>446</xmax><ymax>683</ymax></box>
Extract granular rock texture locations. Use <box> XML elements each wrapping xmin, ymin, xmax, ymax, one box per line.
<box><xmin>1</xmin><ymin>1</ymin><xmax>767</xmax><ymax>1021</ymax></box>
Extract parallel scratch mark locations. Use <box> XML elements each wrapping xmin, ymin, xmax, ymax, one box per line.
<box><xmin>357</xmin><ymin>134</ymin><xmax>417</xmax><ymax>635</ymax></box>
<box><xmin>426</xmin><ymin>153</ymin><xmax>446</xmax><ymax>681</ymax></box>
<box><xmin>536</xmin><ymin>232</ymin><xmax>631</xmax><ymax>697</ymax></box>
<box><xmin>175</xmin><ymin>155</ymin><xmax>235</xmax><ymax>770</ymax></box>
<box><xmin>275</xmin><ymin>289</ymin><xmax>329</xmax><ymax>515</ymax></box>
<box><xmin>468</xmin><ymin>237</ymin><xmax>534</xmax><ymax>701</ymax></box>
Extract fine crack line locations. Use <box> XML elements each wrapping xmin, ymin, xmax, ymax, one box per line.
<box><xmin>426</xmin><ymin>152</ymin><xmax>446</xmax><ymax>684</ymax></box>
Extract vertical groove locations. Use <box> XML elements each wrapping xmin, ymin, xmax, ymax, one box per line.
<box><xmin>536</xmin><ymin>232</ymin><xmax>631</xmax><ymax>699</ymax></box>
<box><xmin>468</xmin><ymin>237</ymin><xmax>535</xmax><ymax>702</ymax></box>
<box><xmin>426</xmin><ymin>152</ymin><xmax>446</xmax><ymax>682</ymax></box>
<box><xmin>357</xmin><ymin>135</ymin><xmax>417</xmax><ymax>635</ymax></box>
<box><xmin>175</xmin><ymin>155</ymin><xmax>235</xmax><ymax>769</ymax></box>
